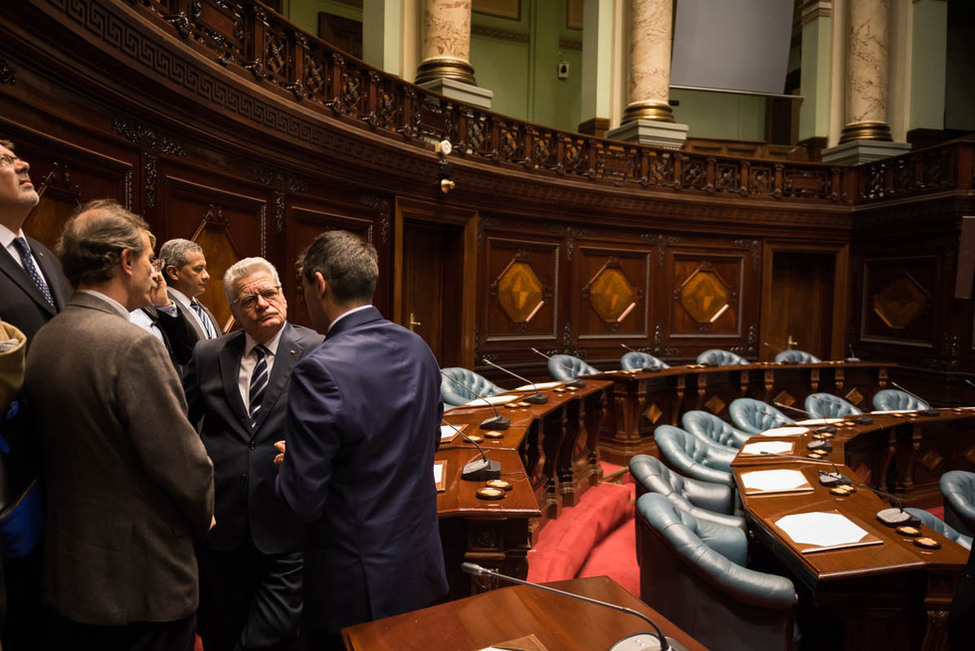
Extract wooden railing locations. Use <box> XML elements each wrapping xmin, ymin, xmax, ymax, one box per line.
<box><xmin>123</xmin><ymin>0</ymin><xmax>973</xmax><ymax>207</ymax></box>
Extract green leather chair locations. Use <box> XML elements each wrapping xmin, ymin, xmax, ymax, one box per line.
<box><xmin>629</xmin><ymin>455</ymin><xmax>743</xmax><ymax>529</ymax></box>
<box><xmin>440</xmin><ymin>367</ymin><xmax>503</xmax><ymax>408</ymax></box>
<box><xmin>637</xmin><ymin>493</ymin><xmax>798</xmax><ymax>651</ymax></box>
<box><xmin>942</xmin><ymin>470</ymin><xmax>975</xmax><ymax>538</ymax></box>
<box><xmin>729</xmin><ymin>398</ymin><xmax>795</xmax><ymax>435</ymax></box>
<box><xmin>774</xmin><ymin>349</ymin><xmax>821</xmax><ymax>363</ymax></box>
<box><xmin>696</xmin><ymin>349</ymin><xmax>749</xmax><ymax>366</ymax></box>
<box><xmin>653</xmin><ymin>425</ymin><xmax>736</xmax><ymax>485</ymax></box>
<box><xmin>681</xmin><ymin>410</ymin><xmax>751</xmax><ymax>449</ymax></box>
<box><xmin>547</xmin><ymin>354</ymin><xmax>598</xmax><ymax>381</ymax></box>
<box><xmin>620</xmin><ymin>351</ymin><xmax>670</xmax><ymax>371</ymax></box>
<box><xmin>804</xmin><ymin>392</ymin><xmax>862</xmax><ymax>418</ymax></box>
<box><xmin>873</xmin><ymin>388</ymin><xmax>930</xmax><ymax>411</ymax></box>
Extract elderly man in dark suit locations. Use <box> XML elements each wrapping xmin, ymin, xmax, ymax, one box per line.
<box><xmin>0</xmin><ymin>140</ymin><xmax>71</xmax><ymax>343</ymax></box>
<box><xmin>275</xmin><ymin>230</ymin><xmax>447</xmax><ymax>650</ymax></box>
<box><xmin>23</xmin><ymin>199</ymin><xmax>214</xmax><ymax>651</ymax></box>
<box><xmin>183</xmin><ymin>257</ymin><xmax>321</xmax><ymax>651</ymax></box>
<box><xmin>0</xmin><ymin>138</ymin><xmax>71</xmax><ymax>651</ymax></box>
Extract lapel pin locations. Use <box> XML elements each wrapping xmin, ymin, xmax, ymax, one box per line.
<box><xmin>290</xmin><ymin>349</ymin><xmax>296</xmax><ymax>355</ymax></box>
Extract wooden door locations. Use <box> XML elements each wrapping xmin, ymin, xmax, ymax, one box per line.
<box><xmin>760</xmin><ymin>243</ymin><xmax>850</xmax><ymax>361</ymax></box>
<box><xmin>395</xmin><ymin>199</ymin><xmax>477</xmax><ymax>368</ymax></box>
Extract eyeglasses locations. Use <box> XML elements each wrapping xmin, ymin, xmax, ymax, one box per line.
<box><xmin>0</xmin><ymin>155</ymin><xmax>22</xmax><ymax>167</ymax></box>
<box><xmin>233</xmin><ymin>286</ymin><xmax>282</xmax><ymax>310</ymax></box>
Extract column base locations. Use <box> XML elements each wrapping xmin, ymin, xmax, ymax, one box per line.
<box><xmin>606</xmin><ymin>120</ymin><xmax>688</xmax><ymax>149</ymax></box>
<box><xmin>821</xmin><ymin>140</ymin><xmax>911</xmax><ymax>164</ymax></box>
<box><xmin>417</xmin><ymin>78</ymin><xmax>494</xmax><ymax>110</ymax></box>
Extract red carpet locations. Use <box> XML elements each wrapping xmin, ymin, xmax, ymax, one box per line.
<box><xmin>528</xmin><ymin>466</ymin><xmax>639</xmax><ymax>595</ymax></box>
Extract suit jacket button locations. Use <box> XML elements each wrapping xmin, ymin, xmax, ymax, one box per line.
<box><xmin>249</xmin><ymin>441</ymin><xmax>256</xmax><ymax>450</ymax></box>
<box><xmin>239</xmin><ymin>474</ymin><xmax>247</xmax><ymax>483</ymax></box>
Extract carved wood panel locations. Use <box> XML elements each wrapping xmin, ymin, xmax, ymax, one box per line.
<box><xmin>861</xmin><ymin>256</ymin><xmax>939</xmax><ymax>347</ymax></box>
<box><xmin>483</xmin><ymin>236</ymin><xmax>559</xmax><ymax>345</ymax></box>
<box><xmin>574</xmin><ymin>245</ymin><xmax>651</xmax><ymax>340</ymax></box>
<box><xmin>668</xmin><ymin>253</ymin><xmax>744</xmax><ymax>338</ymax></box>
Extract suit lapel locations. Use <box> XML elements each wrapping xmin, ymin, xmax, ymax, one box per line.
<box><xmin>170</xmin><ymin>291</ymin><xmax>208</xmax><ymax>341</ymax></box>
<box><xmin>218</xmin><ymin>332</ymin><xmax>249</xmax><ymax>433</ymax></box>
<box><xmin>251</xmin><ymin>324</ymin><xmax>302</xmax><ymax>433</ymax></box>
<box><xmin>0</xmin><ymin>245</ymin><xmax>58</xmax><ymax>318</ymax></box>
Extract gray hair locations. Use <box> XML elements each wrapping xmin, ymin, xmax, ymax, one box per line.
<box><xmin>299</xmin><ymin>230</ymin><xmax>378</xmax><ymax>306</ymax></box>
<box><xmin>223</xmin><ymin>257</ymin><xmax>282</xmax><ymax>305</ymax></box>
<box><xmin>58</xmin><ymin>199</ymin><xmax>152</xmax><ymax>287</ymax></box>
<box><xmin>159</xmin><ymin>238</ymin><xmax>203</xmax><ymax>283</ymax></box>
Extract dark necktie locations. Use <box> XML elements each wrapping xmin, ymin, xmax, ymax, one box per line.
<box><xmin>12</xmin><ymin>237</ymin><xmax>53</xmax><ymax>307</ymax></box>
<box><xmin>248</xmin><ymin>345</ymin><xmax>270</xmax><ymax>425</ymax></box>
<box><xmin>191</xmin><ymin>300</ymin><xmax>216</xmax><ymax>338</ymax></box>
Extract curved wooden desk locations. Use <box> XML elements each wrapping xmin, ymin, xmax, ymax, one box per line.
<box><xmin>732</xmin><ymin>412</ymin><xmax>973</xmax><ymax>650</ymax></box>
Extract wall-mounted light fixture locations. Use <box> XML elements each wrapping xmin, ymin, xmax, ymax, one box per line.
<box><xmin>436</xmin><ymin>139</ymin><xmax>455</xmax><ymax>193</ymax></box>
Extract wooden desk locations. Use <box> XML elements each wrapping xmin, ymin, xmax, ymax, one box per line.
<box><xmin>734</xmin><ymin>458</ymin><xmax>969</xmax><ymax>650</ymax></box>
<box><xmin>342</xmin><ymin>575</ymin><xmax>706</xmax><ymax>651</ymax></box>
<box><xmin>592</xmin><ymin>361</ymin><xmax>892</xmax><ymax>465</ymax></box>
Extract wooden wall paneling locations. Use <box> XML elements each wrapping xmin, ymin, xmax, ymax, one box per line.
<box><xmin>289</xmin><ymin>205</ymin><xmax>375</xmax><ymax>330</ymax></box>
<box><xmin>162</xmin><ymin>175</ymin><xmax>268</xmax><ymax>331</ymax></box>
<box><xmin>394</xmin><ymin>198</ymin><xmax>478</xmax><ymax>369</ymax></box>
<box><xmin>481</xmin><ymin>233</ymin><xmax>561</xmax><ymax>376</ymax></box>
<box><xmin>759</xmin><ymin>241</ymin><xmax>850</xmax><ymax>361</ymax></box>
<box><xmin>860</xmin><ymin>255</ymin><xmax>940</xmax><ymax>352</ymax></box>
<box><xmin>665</xmin><ymin>245</ymin><xmax>757</xmax><ymax>360</ymax></box>
<box><xmin>573</xmin><ymin>243</ymin><xmax>653</xmax><ymax>368</ymax></box>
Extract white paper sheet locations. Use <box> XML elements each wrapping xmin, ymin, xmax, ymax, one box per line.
<box><xmin>870</xmin><ymin>409</ymin><xmax>915</xmax><ymax>415</ymax></box>
<box><xmin>759</xmin><ymin>425</ymin><xmax>812</xmax><ymax>437</ymax></box>
<box><xmin>740</xmin><ymin>468</ymin><xmax>812</xmax><ymax>494</ymax></box>
<box><xmin>775</xmin><ymin>512</ymin><xmax>869</xmax><ymax>547</ymax></box>
<box><xmin>433</xmin><ymin>462</ymin><xmax>444</xmax><ymax>485</ymax></box>
<box><xmin>740</xmin><ymin>440</ymin><xmax>795</xmax><ymax>456</ymax></box>
<box><xmin>440</xmin><ymin>425</ymin><xmax>461</xmax><ymax>442</ymax></box>
<box><xmin>796</xmin><ymin>418</ymin><xmax>843</xmax><ymax>425</ymax></box>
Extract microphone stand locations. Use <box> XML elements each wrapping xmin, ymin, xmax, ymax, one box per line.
<box><xmin>481</xmin><ymin>358</ymin><xmax>547</xmax><ymax>404</ymax></box>
<box><xmin>442</xmin><ymin>420</ymin><xmax>502</xmax><ymax>481</ymax></box>
<box><xmin>440</xmin><ymin>371</ymin><xmax>511</xmax><ymax>431</ymax></box>
<box><xmin>531</xmin><ymin>347</ymin><xmax>586</xmax><ymax>388</ymax></box>
<box><xmin>460</xmin><ymin>562</ymin><xmax>687</xmax><ymax>651</ymax></box>
<box><xmin>889</xmin><ymin>381</ymin><xmax>940</xmax><ymax>417</ymax></box>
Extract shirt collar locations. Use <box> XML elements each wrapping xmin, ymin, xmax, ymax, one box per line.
<box><xmin>0</xmin><ymin>223</ymin><xmax>25</xmax><ymax>250</ymax></box>
<box><xmin>76</xmin><ymin>289</ymin><xmax>131</xmax><ymax>319</ymax></box>
<box><xmin>168</xmin><ymin>287</ymin><xmax>192</xmax><ymax>308</ymax></box>
<box><xmin>327</xmin><ymin>304</ymin><xmax>373</xmax><ymax>334</ymax></box>
<box><xmin>244</xmin><ymin>324</ymin><xmax>285</xmax><ymax>357</ymax></box>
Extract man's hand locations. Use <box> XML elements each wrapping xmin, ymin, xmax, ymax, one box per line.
<box><xmin>149</xmin><ymin>269</ymin><xmax>171</xmax><ymax>308</ymax></box>
<box><xmin>273</xmin><ymin>440</ymin><xmax>286</xmax><ymax>469</ymax></box>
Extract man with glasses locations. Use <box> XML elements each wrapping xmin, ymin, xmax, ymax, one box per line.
<box><xmin>183</xmin><ymin>257</ymin><xmax>322</xmax><ymax>651</ymax></box>
<box><xmin>0</xmin><ymin>139</ymin><xmax>71</xmax><ymax>650</ymax></box>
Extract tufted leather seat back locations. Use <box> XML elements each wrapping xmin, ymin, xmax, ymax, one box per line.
<box><xmin>729</xmin><ymin>398</ymin><xmax>795</xmax><ymax>435</ymax></box>
<box><xmin>547</xmin><ymin>354</ymin><xmax>598</xmax><ymax>381</ymax></box>
<box><xmin>681</xmin><ymin>410</ymin><xmax>751</xmax><ymax>449</ymax></box>
<box><xmin>620</xmin><ymin>351</ymin><xmax>670</xmax><ymax>371</ymax></box>
<box><xmin>440</xmin><ymin>367</ymin><xmax>503</xmax><ymax>407</ymax></box>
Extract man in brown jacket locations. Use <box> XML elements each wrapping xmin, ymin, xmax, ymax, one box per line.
<box><xmin>23</xmin><ymin>199</ymin><xmax>214</xmax><ymax>651</ymax></box>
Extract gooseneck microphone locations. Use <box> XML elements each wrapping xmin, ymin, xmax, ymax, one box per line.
<box><xmin>440</xmin><ymin>371</ymin><xmax>511</xmax><ymax>431</ymax></box>
<box><xmin>459</xmin><ymin>563</ymin><xmax>687</xmax><ymax>651</ymax></box>
<box><xmin>845</xmin><ymin>479</ymin><xmax>921</xmax><ymax>527</ymax></box>
<box><xmin>846</xmin><ymin>344</ymin><xmax>861</xmax><ymax>363</ymax></box>
<box><xmin>889</xmin><ymin>381</ymin><xmax>940</xmax><ymax>417</ymax></box>
<box><xmin>758</xmin><ymin>451</ymin><xmax>851</xmax><ymax>487</ymax></box>
<box><xmin>772</xmin><ymin>402</ymin><xmax>837</xmax><ymax>435</ymax></box>
<box><xmin>442</xmin><ymin>420</ymin><xmax>502</xmax><ymax>481</ymax></box>
<box><xmin>530</xmin><ymin>347</ymin><xmax>586</xmax><ymax>388</ymax></box>
<box><xmin>481</xmin><ymin>357</ymin><xmax>547</xmax><ymax>405</ymax></box>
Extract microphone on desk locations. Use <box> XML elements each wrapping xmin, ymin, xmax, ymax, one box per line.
<box><xmin>757</xmin><ymin>451</ymin><xmax>852</xmax><ymax>487</ymax></box>
<box><xmin>442</xmin><ymin>420</ymin><xmax>502</xmax><ymax>481</ymax></box>
<box><xmin>530</xmin><ymin>347</ymin><xmax>587</xmax><ymax>388</ymax></box>
<box><xmin>459</xmin><ymin>563</ymin><xmax>688</xmax><ymax>651</ymax></box>
<box><xmin>846</xmin><ymin>344</ymin><xmax>861</xmax><ymax>363</ymax></box>
<box><xmin>772</xmin><ymin>402</ymin><xmax>838</xmax><ymax>435</ymax></box>
<box><xmin>845</xmin><ymin>479</ymin><xmax>922</xmax><ymax>528</ymax></box>
<box><xmin>620</xmin><ymin>344</ymin><xmax>663</xmax><ymax>372</ymax></box>
<box><xmin>440</xmin><ymin>371</ymin><xmax>511</xmax><ymax>431</ymax></box>
<box><xmin>801</xmin><ymin>394</ymin><xmax>873</xmax><ymax>426</ymax></box>
<box><xmin>888</xmin><ymin>381</ymin><xmax>940</xmax><ymax>417</ymax></box>
<box><xmin>481</xmin><ymin>357</ymin><xmax>547</xmax><ymax>404</ymax></box>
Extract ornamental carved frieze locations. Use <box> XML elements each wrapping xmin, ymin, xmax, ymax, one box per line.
<box><xmin>251</xmin><ymin>168</ymin><xmax>307</xmax><ymax>234</ymax></box>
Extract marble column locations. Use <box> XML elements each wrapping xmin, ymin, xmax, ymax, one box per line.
<box><xmin>840</xmin><ymin>0</ymin><xmax>891</xmax><ymax>143</ymax></box>
<box><xmin>607</xmin><ymin>0</ymin><xmax>687</xmax><ymax>148</ymax></box>
<box><xmin>621</xmin><ymin>0</ymin><xmax>674</xmax><ymax>124</ymax></box>
<box><xmin>415</xmin><ymin>0</ymin><xmax>476</xmax><ymax>86</ymax></box>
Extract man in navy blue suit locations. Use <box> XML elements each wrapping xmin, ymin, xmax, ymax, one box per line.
<box><xmin>275</xmin><ymin>230</ymin><xmax>447</xmax><ymax>650</ymax></box>
<box><xmin>184</xmin><ymin>257</ymin><xmax>322</xmax><ymax>651</ymax></box>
